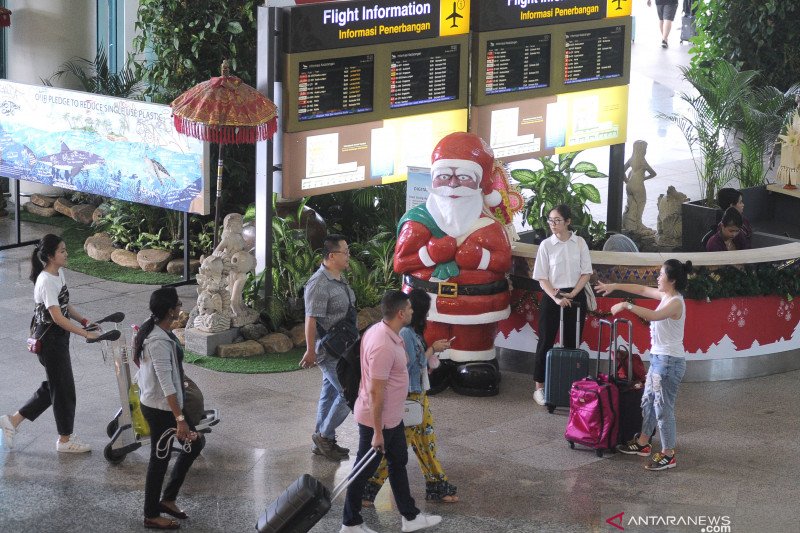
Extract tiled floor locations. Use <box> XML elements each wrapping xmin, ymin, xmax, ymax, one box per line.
<box><xmin>2</xmin><ymin>26</ymin><xmax>797</xmax><ymax>533</ymax></box>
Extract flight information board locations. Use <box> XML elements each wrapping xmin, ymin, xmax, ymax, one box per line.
<box><xmin>563</xmin><ymin>25</ymin><xmax>625</xmax><ymax>85</ymax></box>
<box><xmin>389</xmin><ymin>44</ymin><xmax>460</xmax><ymax>109</ymax></box>
<box><xmin>485</xmin><ymin>34</ymin><xmax>551</xmax><ymax>95</ymax></box>
<box><xmin>298</xmin><ymin>54</ymin><xmax>375</xmax><ymax>122</ymax></box>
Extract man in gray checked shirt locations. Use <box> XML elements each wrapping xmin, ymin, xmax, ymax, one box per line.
<box><xmin>300</xmin><ymin>234</ymin><xmax>356</xmax><ymax>461</ymax></box>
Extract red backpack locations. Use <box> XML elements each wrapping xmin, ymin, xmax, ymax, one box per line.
<box><xmin>615</xmin><ymin>345</ymin><xmax>647</xmax><ymax>384</ymax></box>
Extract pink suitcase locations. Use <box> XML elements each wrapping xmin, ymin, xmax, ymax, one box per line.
<box><xmin>564</xmin><ymin>319</ymin><xmax>619</xmax><ymax>457</ymax></box>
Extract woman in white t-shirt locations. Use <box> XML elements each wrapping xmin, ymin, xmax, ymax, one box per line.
<box><xmin>596</xmin><ymin>258</ymin><xmax>693</xmax><ymax>471</ymax></box>
<box><xmin>0</xmin><ymin>234</ymin><xmax>98</xmax><ymax>453</ymax></box>
<box><xmin>531</xmin><ymin>205</ymin><xmax>593</xmax><ymax>406</ymax></box>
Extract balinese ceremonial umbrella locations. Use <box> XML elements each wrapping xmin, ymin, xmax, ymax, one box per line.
<box><xmin>170</xmin><ymin>60</ymin><xmax>278</xmax><ymax>247</ymax></box>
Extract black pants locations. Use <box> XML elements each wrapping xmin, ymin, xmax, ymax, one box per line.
<box><xmin>342</xmin><ymin>422</ymin><xmax>420</xmax><ymax>527</ymax></box>
<box><xmin>533</xmin><ymin>288</ymin><xmax>587</xmax><ymax>383</ymax></box>
<box><xmin>18</xmin><ymin>329</ymin><xmax>76</xmax><ymax>436</ymax></box>
<box><xmin>141</xmin><ymin>404</ymin><xmax>204</xmax><ymax>519</ymax></box>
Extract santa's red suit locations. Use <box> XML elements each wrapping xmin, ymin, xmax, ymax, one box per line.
<box><xmin>395</xmin><ymin>211</ymin><xmax>511</xmax><ymax>362</ymax></box>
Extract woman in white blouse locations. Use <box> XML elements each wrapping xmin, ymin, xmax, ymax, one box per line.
<box><xmin>531</xmin><ymin>205</ymin><xmax>593</xmax><ymax>406</ymax></box>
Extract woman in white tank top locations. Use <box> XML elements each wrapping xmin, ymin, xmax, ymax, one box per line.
<box><xmin>596</xmin><ymin>259</ymin><xmax>693</xmax><ymax>471</ymax></box>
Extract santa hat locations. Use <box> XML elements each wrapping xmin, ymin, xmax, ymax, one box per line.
<box><xmin>431</xmin><ymin>132</ymin><xmax>502</xmax><ymax>207</ymax></box>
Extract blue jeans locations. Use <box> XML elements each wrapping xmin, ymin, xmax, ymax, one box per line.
<box><xmin>641</xmin><ymin>354</ymin><xmax>686</xmax><ymax>451</ymax></box>
<box><xmin>342</xmin><ymin>423</ymin><xmax>420</xmax><ymax>527</ymax></box>
<box><xmin>314</xmin><ymin>354</ymin><xmax>350</xmax><ymax>439</ymax></box>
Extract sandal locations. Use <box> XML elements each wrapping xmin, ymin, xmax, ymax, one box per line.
<box><xmin>144</xmin><ymin>517</ymin><xmax>180</xmax><ymax>530</ymax></box>
<box><xmin>425</xmin><ymin>481</ymin><xmax>458</xmax><ymax>503</ymax></box>
<box><xmin>159</xmin><ymin>501</ymin><xmax>188</xmax><ymax>520</ymax></box>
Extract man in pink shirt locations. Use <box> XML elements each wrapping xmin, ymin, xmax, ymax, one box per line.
<box><xmin>341</xmin><ymin>291</ymin><xmax>442</xmax><ymax>533</ymax></box>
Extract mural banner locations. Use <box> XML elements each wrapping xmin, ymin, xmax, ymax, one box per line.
<box><xmin>0</xmin><ymin>80</ymin><xmax>209</xmax><ymax>214</ymax></box>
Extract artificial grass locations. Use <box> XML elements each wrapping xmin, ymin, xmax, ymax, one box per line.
<box><xmin>183</xmin><ymin>347</ymin><xmax>303</xmax><ymax>374</ymax></box>
<box><xmin>19</xmin><ymin>211</ymin><xmax>181</xmax><ymax>285</ymax></box>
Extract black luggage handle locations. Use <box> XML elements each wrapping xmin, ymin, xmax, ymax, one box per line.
<box><xmin>557</xmin><ymin>301</ymin><xmax>583</xmax><ymax>348</ymax></box>
<box><xmin>612</xmin><ymin>318</ymin><xmax>634</xmax><ymax>384</ymax></box>
<box><xmin>595</xmin><ymin>318</ymin><xmax>614</xmax><ymax>378</ymax></box>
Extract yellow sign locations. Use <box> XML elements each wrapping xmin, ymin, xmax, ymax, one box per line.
<box><xmin>379</xmin><ymin>108</ymin><xmax>469</xmax><ymax>183</ymax></box>
<box><xmin>606</xmin><ymin>0</ymin><xmax>632</xmax><ymax>18</ymax></box>
<box><xmin>439</xmin><ymin>0</ymin><xmax>470</xmax><ymax>36</ymax></box>
<box><xmin>553</xmin><ymin>85</ymin><xmax>629</xmax><ymax>153</ymax></box>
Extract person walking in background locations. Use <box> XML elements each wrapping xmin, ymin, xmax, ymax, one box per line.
<box><xmin>362</xmin><ymin>289</ymin><xmax>458</xmax><ymax>507</ymax></box>
<box><xmin>717</xmin><ymin>187</ymin><xmax>752</xmax><ymax>249</ymax></box>
<box><xmin>531</xmin><ymin>205</ymin><xmax>593</xmax><ymax>406</ymax></box>
<box><xmin>648</xmin><ymin>0</ymin><xmax>679</xmax><ymax>48</ymax></box>
<box><xmin>300</xmin><ymin>234</ymin><xmax>355</xmax><ymax>461</ymax></box>
<box><xmin>133</xmin><ymin>287</ymin><xmax>203</xmax><ymax>530</ymax></box>
<box><xmin>0</xmin><ymin>234</ymin><xmax>98</xmax><ymax>453</ymax></box>
<box><xmin>341</xmin><ymin>291</ymin><xmax>442</xmax><ymax>533</ymax></box>
<box><xmin>706</xmin><ymin>207</ymin><xmax>744</xmax><ymax>252</ymax></box>
<box><xmin>596</xmin><ymin>259</ymin><xmax>693</xmax><ymax>471</ymax></box>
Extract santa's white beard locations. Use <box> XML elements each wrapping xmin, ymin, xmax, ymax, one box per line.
<box><xmin>427</xmin><ymin>187</ymin><xmax>484</xmax><ymax>237</ymax></box>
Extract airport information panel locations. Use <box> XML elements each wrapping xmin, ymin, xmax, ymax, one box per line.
<box><xmin>485</xmin><ymin>35</ymin><xmax>551</xmax><ymax>95</ymax></box>
<box><xmin>564</xmin><ymin>25</ymin><xmax>625</xmax><ymax>84</ymax></box>
<box><xmin>390</xmin><ymin>44</ymin><xmax>460</xmax><ymax>108</ymax></box>
<box><xmin>298</xmin><ymin>54</ymin><xmax>375</xmax><ymax>121</ymax></box>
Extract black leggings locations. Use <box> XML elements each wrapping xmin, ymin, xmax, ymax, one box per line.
<box><xmin>141</xmin><ymin>404</ymin><xmax>205</xmax><ymax>519</ymax></box>
<box><xmin>533</xmin><ymin>288</ymin><xmax>587</xmax><ymax>383</ymax></box>
<box><xmin>18</xmin><ymin>329</ymin><xmax>76</xmax><ymax>436</ymax></box>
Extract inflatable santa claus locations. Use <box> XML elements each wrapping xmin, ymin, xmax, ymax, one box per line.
<box><xmin>394</xmin><ymin>132</ymin><xmax>521</xmax><ymax>396</ymax></box>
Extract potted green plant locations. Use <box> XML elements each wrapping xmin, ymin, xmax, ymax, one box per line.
<box><xmin>510</xmin><ymin>152</ymin><xmax>607</xmax><ymax>246</ymax></box>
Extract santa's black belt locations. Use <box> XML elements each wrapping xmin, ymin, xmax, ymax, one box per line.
<box><xmin>404</xmin><ymin>275</ymin><xmax>508</xmax><ymax>298</ymax></box>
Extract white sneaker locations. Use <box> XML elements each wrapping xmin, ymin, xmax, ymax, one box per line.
<box><xmin>56</xmin><ymin>435</ymin><xmax>91</xmax><ymax>453</ymax></box>
<box><xmin>340</xmin><ymin>524</ymin><xmax>379</xmax><ymax>533</ymax></box>
<box><xmin>0</xmin><ymin>415</ymin><xmax>16</xmax><ymax>449</ymax></box>
<box><xmin>401</xmin><ymin>513</ymin><xmax>442</xmax><ymax>532</ymax></box>
<box><xmin>533</xmin><ymin>389</ymin><xmax>546</xmax><ymax>406</ymax></box>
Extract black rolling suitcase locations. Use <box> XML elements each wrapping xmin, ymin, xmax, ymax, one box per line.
<box><xmin>256</xmin><ymin>448</ymin><xmax>377</xmax><ymax>533</ymax></box>
<box><xmin>680</xmin><ymin>0</ymin><xmax>697</xmax><ymax>43</ymax></box>
<box><xmin>544</xmin><ymin>304</ymin><xmax>590</xmax><ymax>413</ymax></box>
<box><xmin>612</xmin><ymin>318</ymin><xmax>645</xmax><ymax>444</ymax></box>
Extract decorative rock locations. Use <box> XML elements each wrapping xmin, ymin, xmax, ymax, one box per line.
<box><xmin>53</xmin><ymin>197</ymin><xmax>74</xmax><ymax>218</ymax></box>
<box><xmin>257</xmin><ymin>333</ymin><xmax>294</xmax><ymax>353</ymax></box>
<box><xmin>31</xmin><ymin>194</ymin><xmax>56</xmax><ymax>208</ymax></box>
<box><xmin>289</xmin><ymin>324</ymin><xmax>306</xmax><ymax>347</ymax></box>
<box><xmin>137</xmin><ymin>249</ymin><xmax>172</xmax><ymax>272</ymax></box>
<box><xmin>111</xmin><ymin>248</ymin><xmax>140</xmax><ymax>269</ymax></box>
<box><xmin>71</xmin><ymin>204</ymin><xmax>96</xmax><ymax>225</ymax></box>
<box><xmin>240</xmin><ymin>322</ymin><xmax>268</xmax><ymax>340</ymax></box>
<box><xmin>166</xmin><ymin>258</ymin><xmax>201</xmax><ymax>275</ymax></box>
<box><xmin>84</xmin><ymin>233</ymin><xmax>115</xmax><ymax>262</ymax></box>
<box><xmin>172</xmin><ymin>328</ymin><xmax>186</xmax><ymax>346</ymax></box>
<box><xmin>357</xmin><ymin>308</ymin><xmax>373</xmax><ymax>332</ymax></box>
<box><xmin>92</xmin><ymin>206</ymin><xmax>108</xmax><ymax>224</ymax></box>
<box><xmin>217</xmin><ymin>340</ymin><xmax>264</xmax><ymax>358</ymax></box>
<box><xmin>24</xmin><ymin>202</ymin><xmax>57</xmax><ymax>217</ymax></box>
<box><xmin>366</xmin><ymin>307</ymin><xmax>383</xmax><ymax>326</ymax></box>
<box><xmin>657</xmin><ymin>186</ymin><xmax>689</xmax><ymax>250</ymax></box>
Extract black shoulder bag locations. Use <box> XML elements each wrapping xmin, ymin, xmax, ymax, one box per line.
<box><xmin>316</xmin><ymin>290</ymin><xmax>359</xmax><ymax>359</ymax></box>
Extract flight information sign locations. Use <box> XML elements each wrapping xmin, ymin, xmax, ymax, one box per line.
<box><xmin>298</xmin><ymin>54</ymin><xmax>375</xmax><ymax>121</ymax></box>
<box><xmin>485</xmin><ymin>34</ymin><xmax>551</xmax><ymax>95</ymax></box>
<box><xmin>389</xmin><ymin>44</ymin><xmax>461</xmax><ymax>109</ymax></box>
<box><xmin>563</xmin><ymin>25</ymin><xmax>625</xmax><ymax>84</ymax></box>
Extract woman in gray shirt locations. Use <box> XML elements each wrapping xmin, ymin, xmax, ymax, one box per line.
<box><xmin>132</xmin><ymin>287</ymin><xmax>203</xmax><ymax>530</ymax></box>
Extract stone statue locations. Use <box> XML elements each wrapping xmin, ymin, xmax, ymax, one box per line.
<box><xmin>622</xmin><ymin>140</ymin><xmax>657</xmax><ymax>233</ymax></box>
<box><xmin>229</xmin><ymin>250</ymin><xmax>259</xmax><ymax>327</ymax></box>
<box><xmin>194</xmin><ymin>291</ymin><xmax>229</xmax><ymax>333</ymax></box>
<box><xmin>656</xmin><ymin>185</ymin><xmax>689</xmax><ymax>250</ymax></box>
<box><xmin>186</xmin><ymin>212</ymin><xmax>259</xmax><ymax>333</ymax></box>
<box><xmin>187</xmin><ymin>254</ymin><xmax>231</xmax><ymax>333</ymax></box>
